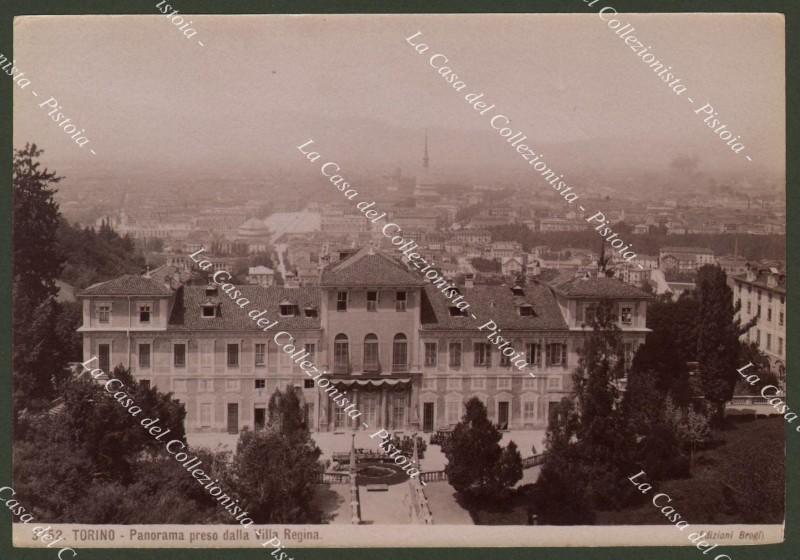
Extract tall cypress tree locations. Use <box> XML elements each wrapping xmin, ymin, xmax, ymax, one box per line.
<box><xmin>696</xmin><ymin>265</ymin><xmax>741</xmax><ymax>424</ymax></box>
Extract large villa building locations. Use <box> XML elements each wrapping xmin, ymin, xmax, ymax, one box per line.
<box><xmin>77</xmin><ymin>248</ymin><xmax>651</xmax><ymax>436</ymax></box>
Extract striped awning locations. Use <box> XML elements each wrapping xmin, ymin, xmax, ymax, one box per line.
<box><xmin>331</xmin><ymin>378</ymin><xmax>412</xmax><ymax>387</ymax></box>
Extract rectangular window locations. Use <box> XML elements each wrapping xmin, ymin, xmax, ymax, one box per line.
<box><xmin>367</xmin><ymin>290</ymin><xmax>378</xmax><ymax>312</ymax></box>
<box><xmin>254</xmin><ymin>343</ymin><xmax>266</xmax><ymax>367</ymax></box>
<box><xmin>202</xmin><ymin>305</ymin><xmax>216</xmax><ymax>318</ymax></box>
<box><xmin>140</xmin><ymin>379</ymin><xmax>151</xmax><ymax>390</ymax></box>
<box><xmin>473</xmin><ymin>343</ymin><xmax>491</xmax><ymax>367</ymax></box>
<box><xmin>227</xmin><ymin>344</ymin><xmax>239</xmax><ymax>367</ymax></box>
<box><xmin>547</xmin><ymin>343</ymin><xmax>566</xmax><ymax>367</ymax></box>
<box><xmin>780</xmin><ymin>312</ymin><xmax>785</xmax><ymax>326</ymax></box>
<box><xmin>424</xmin><ymin>342</ymin><xmax>438</xmax><ymax>367</ymax></box>
<box><xmin>139</xmin><ymin>304</ymin><xmax>151</xmax><ymax>323</ymax></box>
<box><xmin>757</xmin><ymin>329</ymin><xmax>761</xmax><ymax>345</ymax></box>
<box><xmin>304</xmin><ymin>343</ymin><xmax>316</xmax><ymax>362</ymax></box>
<box><xmin>304</xmin><ymin>379</ymin><xmax>315</xmax><ymax>389</ymax></box>
<box><xmin>778</xmin><ymin>337</ymin><xmax>783</xmax><ymax>356</ymax></box>
<box><xmin>173</xmin><ymin>343</ymin><xmax>186</xmax><ymax>368</ymax></box>
<box><xmin>523</xmin><ymin>401</ymin><xmax>536</xmax><ymax>421</ymax></box>
<box><xmin>396</xmin><ymin>290</ymin><xmax>407</xmax><ymax>312</ymax></box>
<box><xmin>97</xmin><ymin>304</ymin><xmax>111</xmax><ymax>324</ymax></box>
<box><xmin>583</xmin><ymin>305</ymin><xmax>596</xmax><ymax>324</ymax></box>
<box><xmin>364</xmin><ymin>339</ymin><xmax>380</xmax><ymax>371</ymax></box>
<box><xmin>138</xmin><ymin>343</ymin><xmax>151</xmax><ymax>369</ymax></box>
<box><xmin>255</xmin><ymin>379</ymin><xmax>266</xmax><ymax>389</ymax></box>
<box><xmin>471</xmin><ymin>377</ymin><xmax>486</xmax><ymax>390</ymax></box>
<box><xmin>757</xmin><ymin>304</ymin><xmax>762</xmax><ymax>317</ymax></box>
<box><xmin>768</xmin><ymin>308</ymin><xmax>773</xmax><ymax>322</ymax></box>
<box><xmin>526</xmin><ymin>343</ymin><xmax>541</xmax><ymax>366</ymax></box>
<box><xmin>747</xmin><ymin>301</ymin><xmax>752</xmax><ymax>314</ymax></box>
<box><xmin>766</xmin><ymin>333</ymin><xmax>772</xmax><ymax>351</ymax></box>
<box><xmin>336</xmin><ymin>291</ymin><xmax>348</xmax><ymax>311</ymax></box>
<box><xmin>497</xmin><ymin>377</ymin><xmax>511</xmax><ymax>390</ymax></box>
<box><xmin>98</xmin><ymin>343</ymin><xmax>111</xmax><ymax>372</ymax></box>
<box><xmin>200</xmin><ymin>403</ymin><xmax>212</xmax><ymax>427</ymax></box>
<box><xmin>620</xmin><ymin>306</ymin><xmax>633</xmax><ymax>326</ymax></box>
<box><xmin>500</xmin><ymin>351</ymin><xmax>511</xmax><ymax>367</ymax></box>
<box><xmin>548</xmin><ymin>376</ymin><xmax>562</xmax><ymax>390</ymax></box>
<box><xmin>448</xmin><ymin>342</ymin><xmax>462</xmax><ymax>368</ymax></box>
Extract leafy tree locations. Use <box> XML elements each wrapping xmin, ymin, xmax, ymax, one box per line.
<box><xmin>631</xmin><ymin>292</ymin><xmax>698</xmax><ymax>402</ymax></box>
<box><xmin>12</xmin><ymin>366</ymin><xmax>216</xmax><ymax>523</ymax></box>
<box><xmin>695</xmin><ymin>265</ymin><xmax>743</xmax><ymax>424</ymax></box>
<box><xmin>230</xmin><ymin>423</ymin><xmax>323</xmax><ymax>523</ymax></box>
<box><xmin>13</xmin><ymin>143</ymin><xmax>63</xmax><ymax>305</ymax></box>
<box><xmin>622</xmin><ymin>368</ymin><xmax>663</xmax><ymax>436</ymax></box>
<box><xmin>533</xmin><ymin>300</ymin><xmax>638</xmax><ymax>522</ymax></box>
<box><xmin>735</xmin><ymin>342</ymin><xmax>776</xmax><ymax>394</ymax></box>
<box><xmin>444</xmin><ymin>397</ymin><xmax>522</xmax><ymax>499</ymax></box>
<box><xmin>268</xmin><ymin>385</ymin><xmax>307</xmax><ymax>439</ymax></box>
<box><xmin>12</xmin><ymin>144</ymin><xmax>71</xmax><ymax>418</ymax></box>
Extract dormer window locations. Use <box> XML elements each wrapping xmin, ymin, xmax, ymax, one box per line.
<box><xmin>511</xmin><ymin>285</ymin><xmax>525</xmax><ymax>296</ymax></box>
<box><xmin>139</xmin><ymin>304</ymin><xmax>151</xmax><ymax>323</ymax></box>
<box><xmin>201</xmin><ymin>303</ymin><xmax>217</xmax><ymax>318</ymax></box>
<box><xmin>518</xmin><ymin>304</ymin><xmax>535</xmax><ymax>317</ymax></box>
<box><xmin>449</xmin><ymin>306</ymin><xmax>468</xmax><ymax>317</ymax></box>
<box><xmin>304</xmin><ymin>306</ymin><xmax>318</xmax><ymax>318</ymax></box>
<box><xmin>205</xmin><ymin>285</ymin><xmax>218</xmax><ymax>297</ymax></box>
<box><xmin>279</xmin><ymin>299</ymin><xmax>297</xmax><ymax>317</ymax></box>
<box><xmin>367</xmin><ymin>290</ymin><xmax>378</xmax><ymax>312</ymax></box>
<box><xmin>396</xmin><ymin>290</ymin><xmax>407</xmax><ymax>312</ymax></box>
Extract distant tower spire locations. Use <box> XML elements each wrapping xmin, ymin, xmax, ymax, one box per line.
<box><xmin>422</xmin><ymin>129</ymin><xmax>429</xmax><ymax>169</ymax></box>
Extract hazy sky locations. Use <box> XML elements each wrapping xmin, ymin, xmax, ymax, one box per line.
<box><xmin>13</xmin><ymin>13</ymin><xmax>785</xmax><ymax>177</ymax></box>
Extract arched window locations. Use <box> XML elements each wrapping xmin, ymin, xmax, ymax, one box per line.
<box><xmin>392</xmin><ymin>333</ymin><xmax>408</xmax><ymax>372</ymax></box>
<box><xmin>334</xmin><ymin>334</ymin><xmax>349</xmax><ymax>373</ymax></box>
<box><xmin>363</xmin><ymin>334</ymin><xmax>380</xmax><ymax>372</ymax></box>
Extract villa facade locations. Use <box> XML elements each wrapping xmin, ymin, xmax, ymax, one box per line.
<box><xmin>77</xmin><ymin>249</ymin><xmax>651</xmax><ymax>435</ymax></box>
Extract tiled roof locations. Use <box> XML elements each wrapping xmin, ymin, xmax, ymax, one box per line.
<box><xmin>79</xmin><ymin>275</ymin><xmax>172</xmax><ymax>296</ymax></box>
<box><xmin>420</xmin><ymin>283</ymin><xmax>569</xmax><ymax>331</ymax></box>
<box><xmin>548</xmin><ymin>273</ymin><xmax>652</xmax><ymax>299</ymax></box>
<box><xmin>169</xmin><ymin>286</ymin><xmax>320</xmax><ymax>331</ymax></box>
<box><xmin>320</xmin><ymin>248</ymin><xmax>426</xmax><ymax>288</ymax></box>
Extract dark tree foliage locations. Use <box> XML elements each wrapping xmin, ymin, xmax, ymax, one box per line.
<box><xmin>695</xmin><ymin>265</ymin><xmax>743</xmax><ymax>423</ymax></box>
<box><xmin>631</xmin><ymin>292</ymin><xmax>699</xmax><ymax>404</ymax></box>
<box><xmin>13</xmin><ymin>143</ymin><xmax>63</xmax><ymax>305</ymax></box>
<box><xmin>533</xmin><ymin>301</ymin><xmax>638</xmax><ymax>523</ymax></box>
<box><xmin>735</xmin><ymin>342</ymin><xmax>777</xmax><ymax>395</ymax></box>
<box><xmin>11</xmin><ymin>146</ymin><xmax>85</xmax><ymax>416</ymax></box>
<box><xmin>444</xmin><ymin>397</ymin><xmax>522</xmax><ymax>499</ymax></box>
<box><xmin>12</xmin><ymin>366</ymin><xmax>216</xmax><ymax>523</ymax></box>
<box><xmin>58</xmin><ymin>219</ymin><xmax>145</xmax><ymax>289</ymax></box>
<box><xmin>622</xmin><ymin>368</ymin><xmax>664</xmax><ymax>436</ymax></box>
<box><xmin>232</xmin><ymin>387</ymin><xmax>323</xmax><ymax>523</ymax></box>
<box><xmin>268</xmin><ymin>385</ymin><xmax>307</xmax><ymax>440</ymax></box>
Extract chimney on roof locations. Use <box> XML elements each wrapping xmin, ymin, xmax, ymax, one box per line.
<box><xmin>464</xmin><ymin>272</ymin><xmax>474</xmax><ymax>289</ymax></box>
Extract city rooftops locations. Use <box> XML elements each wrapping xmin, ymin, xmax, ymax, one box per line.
<box><xmin>547</xmin><ymin>272</ymin><xmax>653</xmax><ymax>299</ymax></box>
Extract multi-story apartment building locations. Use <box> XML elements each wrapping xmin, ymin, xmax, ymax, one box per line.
<box><xmin>77</xmin><ymin>248</ymin><xmax>650</xmax><ymax>436</ymax></box>
<box><xmin>733</xmin><ymin>265</ymin><xmax>787</xmax><ymax>384</ymax></box>
<box><xmin>659</xmin><ymin>246</ymin><xmax>716</xmax><ymax>272</ymax></box>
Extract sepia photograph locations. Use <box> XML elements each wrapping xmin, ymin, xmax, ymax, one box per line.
<box><xmin>3</xmin><ymin>5</ymin><xmax>792</xmax><ymax>557</ymax></box>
